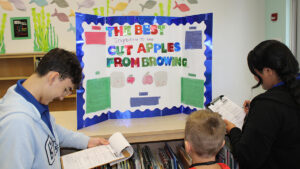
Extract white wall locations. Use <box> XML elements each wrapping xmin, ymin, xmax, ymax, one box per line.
<box><xmin>265</xmin><ymin>0</ymin><xmax>288</xmax><ymax>44</ymax></box>
<box><xmin>194</xmin><ymin>0</ymin><xmax>265</xmax><ymax>105</ymax></box>
<box><xmin>0</xmin><ymin>0</ymin><xmax>266</xmax><ymax>106</ymax></box>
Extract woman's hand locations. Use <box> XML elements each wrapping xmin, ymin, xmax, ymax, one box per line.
<box><xmin>243</xmin><ymin>100</ymin><xmax>251</xmax><ymax>115</ymax></box>
<box><xmin>224</xmin><ymin>119</ymin><xmax>236</xmax><ymax>134</ymax></box>
<box><xmin>87</xmin><ymin>137</ymin><xmax>109</xmax><ymax>148</ymax></box>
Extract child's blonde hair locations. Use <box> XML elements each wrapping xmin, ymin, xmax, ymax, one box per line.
<box><xmin>185</xmin><ymin>110</ymin><xmax>226</xmax><ymax>158</ymax></box>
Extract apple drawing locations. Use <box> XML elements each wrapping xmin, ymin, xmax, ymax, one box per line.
<box><xmin>143</xmin><ymin>72</ymin><xmax>153</xmax><ymax>85</ymax></box>
<box><xmin>127</xmin><ymin>75</ymin><xmax>135</xmax><ymax>84</ymax></box>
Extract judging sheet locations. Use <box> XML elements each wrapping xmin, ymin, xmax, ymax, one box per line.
<box><xmin>208</xmin><ymin>96</ymin><xmax>245</xmax><ymax>129</ymax></box>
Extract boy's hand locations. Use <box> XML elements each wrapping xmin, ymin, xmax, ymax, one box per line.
<box><xmin>87</xmin><ymin>137</ymin><xmax>109</xmax><ymax>148</ymax></box>
<box><xmin>224</xmin><ymin>119</ymin><xmax>236</xmax><ymax>134</ymax></box>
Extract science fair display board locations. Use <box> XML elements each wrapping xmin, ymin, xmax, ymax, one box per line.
<box><xmin>76</xmin><ymin>13</ymin><xmax>212</xmax><ymax>129</ymax></box>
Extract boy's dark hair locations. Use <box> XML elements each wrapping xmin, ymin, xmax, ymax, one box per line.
<box><xmin>247</xmin><ymin>40</ymin><xmax>300</xmax><ymax>104</ymax></box>
<box><xmin>185</xmin><ymin>110</ymin><xmax>225</xmax><ymax>158</ymax></box>
<box><xmin>36</xmin><ymin>48</ymin><xmax>82</xmax><ymax>89</ymax></box>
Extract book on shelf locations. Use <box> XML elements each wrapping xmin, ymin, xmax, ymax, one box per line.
<box><xmin>159</xmin><ymin>148</ymin><xmax>171</xmax><ymax>169</ymax></box>
<box><xmin>142</xmin><ymin>145</ymin><xmax>162</xmax><ymax>169</ymax></box>
<box><xmin>61</xmin><ymin>132</ymin><xmax>134</xmax><ymax>169</ymax></box>
<box><xmin>216</xmin><ymin>138</ymin><xmax>239</xmax><ymax>169</ymax></box>
<box><xmin>165</xmin><ymin>143</ymin><xmax>184</xmax><ymax>169</ymax></box>
<box><xmin>164</xmin><ymin>144</ymin><xmax>175</xmax><ymax>169</ymax></box>
<box><xmin>137</xmin><ymin>145</ymin><xmax>145</xmax><ymax>169</ymax></box>
<box><xmin>152</xmin><ymin>148</ymin><xmax>164</xmax><ymax>169</ymax></box>
<box><xmin>132</xmin><ymin>147</ymin><xmax>142</xmax><ymax>169</ymax></box>
<box><xmin>176</xmin><ymin>145</ymin><xmax>192</xmax><ymax>169</ymax></box>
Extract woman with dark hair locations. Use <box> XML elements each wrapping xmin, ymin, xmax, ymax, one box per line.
<box><xmin>224</xmin><ymin>40</ymin><xmax>300</xmax><ymax>169</ymax></box>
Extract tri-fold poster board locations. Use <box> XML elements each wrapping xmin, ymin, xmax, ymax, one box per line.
<box><xmin>76</xmin><ymin>13</ymin><xmax>213</xmax><ymax>129</ymax></box>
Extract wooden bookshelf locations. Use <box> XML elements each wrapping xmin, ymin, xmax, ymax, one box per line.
<box><xmin>51</xmin><ymin>111</ymin><xmax>187</xmax><ymax>143</ymax></box>
<box><xmin>0</xmin><ymin>53</ymin><xmax>77</xmax><ymax>111</ymax></box>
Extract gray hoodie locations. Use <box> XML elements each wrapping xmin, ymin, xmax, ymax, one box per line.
<box><xmin>0</xmin><ymin>85</ymin><xmax>89</xmax><ymax>169</ymax></box>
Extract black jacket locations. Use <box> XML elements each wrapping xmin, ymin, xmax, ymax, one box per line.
<box><xmin>228</xmin><ymin>82</ymin><xmax>300</xmax><ymax>169</ymax></box>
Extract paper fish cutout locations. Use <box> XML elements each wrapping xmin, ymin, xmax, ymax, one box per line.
<box><xmin>50</xmin><ymin>0</ymin><xmax>69</xmax><ymax>8</ymax></box>
<box><xmin>110</xmin><ymin>2</ymin><xmax>128</xmax><ymax>14</ymax></box>
<box><xmin>0</xmin><ymin>0</ymin><xmax>13</xmax><ymax>11</ymax></box>
<box><xmin>69</xmin><ymin>9</ymin><xmax>75</xmax><ymax>17</ymax></box>
<box><xmin>29</xmin><ymin>0</ymin><xmax>48</xmax><ymax>7</ymax></box>
<box><xmin>123</xmin><ymin>10</ymin><xmax>140</xmax><ymax>16</ymax></box>
<box><xmin>77</xmin><ymin>0</ymin><xmax>95</xmax><ymax>10</ymax></box>
<box><xmin>173</xmin><ymin>1</ymin><xmax>190</xmax><ymax>12</ymax></box>
<box><xmin>67</xmin><ymin>23</ymin><xmax>76</xmax><ymax>34</ymax></box>
<box><xmin>51</xmin><ymin>8</ymin><xmax>69</xmax><ymax>22</ymax></box>
<box><xmin>140</xmin><ymin>0</ymin><xmax>156</xmax><ymax>11</ymax></box>
<box><xmin>9</xmin><ymin>0</ymin><xmax>26</xmax><ymax>11</ymax></box>
<box><xmin>187</xmin><ymin>0</ymin><xmax>198</xmax><ymax>4</ymax></box>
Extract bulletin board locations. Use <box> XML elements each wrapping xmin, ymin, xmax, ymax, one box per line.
<box><xmin>76</xmin><ymin>13</ymin><xmax>213</xmax><ymax>129</ymax></box>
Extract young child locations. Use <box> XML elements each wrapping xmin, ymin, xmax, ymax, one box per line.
<box><xmin>185</xmin><ymin>110</ymin><xmax>230</xmax><ymax>169</ymax></box>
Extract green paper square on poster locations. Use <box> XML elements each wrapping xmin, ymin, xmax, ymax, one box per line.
<box><xmin>86</xmin><ymin>77</ymin><xmax>111</xmax><ymax>114</ymax></box>
<box><xmin>181</xmin><ymin>77</ymin><xmax>204</xmax><ymax>108</ymax></box>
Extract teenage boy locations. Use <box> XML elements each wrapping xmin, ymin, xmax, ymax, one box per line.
<box><xmin>0</xmin><ymin>48</ymin><xmax>109</xmax><ymax>169</ymax></box>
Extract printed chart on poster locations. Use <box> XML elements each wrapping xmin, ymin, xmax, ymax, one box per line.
<box><xmin>76</xmin><ymin>13</ymin><xmax>213</xmax><ymax>129</ymax></box>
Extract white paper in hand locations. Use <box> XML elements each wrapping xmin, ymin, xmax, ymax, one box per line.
<box><xmin>208</xmin><ymin>96</ymin><xmax>245</xmax><ymax>129</ymax></box>
<box><xmin>61</xmin><ymin>132</ymin><xmax>134</xmax><ymax>169</ymax></box>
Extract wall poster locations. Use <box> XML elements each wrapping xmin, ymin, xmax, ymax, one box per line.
<box><xmin>10</xmin><ymin>17</ymin><xmax>31</xmax><ymax>40</ymax></box>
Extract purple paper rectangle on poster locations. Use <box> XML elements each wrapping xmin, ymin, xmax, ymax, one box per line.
<box><xmin>185</xmin><ymin>31</ymin><xmax>202</xmax><ymax>49</ymax></box>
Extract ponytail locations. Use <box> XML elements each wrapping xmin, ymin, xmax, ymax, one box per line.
<box><xmin>281</xmin><ymin>74</ymin><xmax>300</xmax><ymax>105</ymax></box>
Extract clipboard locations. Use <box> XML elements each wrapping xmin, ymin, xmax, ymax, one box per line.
<box><xmin>206</xmin><ymin>95</ymin><xmax>245</xmax><ymax>129</ymax></box>
<box><xmin>205</xmin><ymin>95</ymin><xmax>224</xmax><ymax>108</ymax></box>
